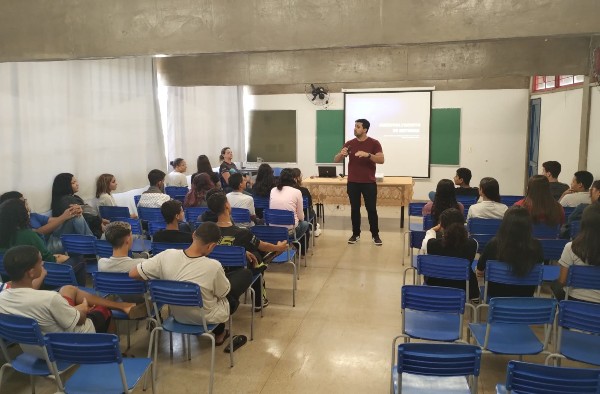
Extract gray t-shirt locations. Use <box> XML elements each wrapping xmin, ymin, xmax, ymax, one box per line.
<box><xmin>549</xmin><ymin>182</ymin><xmax>569</xmax><ymax>201</ymax></box>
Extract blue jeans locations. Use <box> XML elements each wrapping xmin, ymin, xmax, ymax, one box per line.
<box><xmin>294</xmin><ymin>220</ymin><xmax>309</xmax><ymax>240</ymax></box>
<box><xmin>47</xmin><ymin>216</ymin><xmax>94</xmax><ymax>253</ymax></box>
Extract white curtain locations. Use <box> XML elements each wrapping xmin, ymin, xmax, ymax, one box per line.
<box><xmin>166</xmin><ymin>86</ymin><xmax>244</xmax><ymax>172</ymax></box>
<box><xmin>0</xmin><ymin>58</ymin><xmax>166</xmax><ymax>212</ymax></box>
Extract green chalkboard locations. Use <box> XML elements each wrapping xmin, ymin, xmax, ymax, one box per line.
<box><xmin>430</xmin><ymin>108</ymin><xmax>461</xmax><ymax>165</ymax></box>
<box><xmin>316</xmin><ymin>110</ymin><xmax>344</xmax><ymax>163</ymax></box>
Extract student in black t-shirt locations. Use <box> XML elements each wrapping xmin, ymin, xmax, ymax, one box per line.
<box><xmin>476</xmin><ymin>206</ymin><xmax>543</xmax><ymax>298</ymax></box>
<box><xmin>152</xmin><ymin>200</ymin><xmax>193</xmax><ymax>244</ymax></box>
<box><xmin>454</xmin><ymin>168</ymin><xmax>480</xmax><ymax>198</ymax></box>
<box><xmin>425</xmin><ymin>208</ymin><xmax>479</xmax><ymax>300</ymax></box>
<box><xmin>207</xmin><ymin>192</ymin><xmax>287</xmax><ymax>310</ymax></box>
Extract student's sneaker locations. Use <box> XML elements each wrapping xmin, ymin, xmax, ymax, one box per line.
<box><xmin>314</xmin><ymin>223</ymin><xmax>322</xmax><ymax>237</ymax></box>
<box><xmin>372</xmin><ymin>236</ymin><xmax>383</xmax><ymax>246</ymax></box>
<box><xmin>254</xmin><ymin>298</ymin><xmax>269</xmax><ymax>312</ymax></box>
<box><xmin>348</xmin><ymin>235</ymin><xmax>360</xmax><ymax>244</ymax></box>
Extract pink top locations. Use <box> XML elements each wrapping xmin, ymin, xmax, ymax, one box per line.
<box><xmin>270</xmin><ymin>186</ymin><xmax>304</xmax><ymax>227</ymax></box>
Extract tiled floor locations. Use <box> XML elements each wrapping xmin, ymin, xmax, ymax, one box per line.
<box><xmin>1</xmin><ymin>205</ymin><xmax>591</xmax><ymax>393</ymax></box>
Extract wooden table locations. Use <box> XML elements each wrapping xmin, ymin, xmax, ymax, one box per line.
<box><xmin>303</xmin><ymin>176</ymin><xmax>414</xmax><ymax>228</ymax></box>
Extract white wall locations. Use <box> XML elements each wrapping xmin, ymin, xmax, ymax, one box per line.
<box><xmin>248</xmin><ymin>89</ymin><xmax>530</xmax><ymax>200</ymax></box>
<box><xmin>533</xmin><ymin>88</ymin><xmax>583</xmax><ymax>184</ymax></box>
<box><xmin>588</xmin><ymin>88</ymin><xmax>600</xmax><ymax>173</ymax></box>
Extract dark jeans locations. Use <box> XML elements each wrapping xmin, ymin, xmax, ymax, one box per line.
<box><xmin>65</xmin><ymin>255</ymin><xmax>87</xmax><ymax>287</ymax></box>
<box><xmin>347</xmin><ymin>182</ymin><xmax>379</xmax><ymax>237</ymax></box>
<box><xmin>213</xmin><ymin>268</ymin><xmax>253</xmax><ymax>335</ymax></box>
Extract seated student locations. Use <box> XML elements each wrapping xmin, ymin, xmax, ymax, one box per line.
<box><xmin>184</xmin><ymin>172</ymin><xmax>214</xmax><ymax>208</ymax></box>
<box><xmin>553</xmin><ymin>203</ymin><xmax>600</xmax><ymax>303</ymax></box>
<box><xmin>466</xmin><ymin>177</ymin><xmax>508</xmax><ymax>220</ymax></box>
<box><xmin>541</xmin><ymin>160</ymin><xmax>570</xmax><ymax>200</ymax></box>
<box><xmin>421</xmin><ymin>208</ymin><xmax>479</xmax><ymax>300</ymax></box>
<box><xmin>476</xmin><ymin>207</ymin><xmax>543</xmax><ymax>298</ymax></box>
<box><xmin>208</xmin><ymin>192</ymin><xmax>288</xmax><ymax>310</ymax></box>
<box><xmin>562</xmin><ymin>180</ymin><xmax>600</xmax><ymax>237</ymax></box>
<box><xmin>270</xmin><ymin>168</ymin><xmax>310</xmax><ymax>246</ymax></box>
<box><xmin>514</xmin><ymin>175</ymin><xmax>565</xmax><ymax>226</ymax></box>
<box><xmin>51</xmin><ymin>173</ymin><xmax>106</xmax><ymax>239</ymax></box>
<box><xmin>0</xmin><ymin>198</ymin><xmax>87</xmax><ymax>286</ymax></box>
<box><xmin>98</xmin><ymin>221</ymin><xmax>147</xmax><ymax>273</ymax></box>
<box><xmin>192</xmin><ymin>154</ymin><xmax>220</xmax><ymax>187</ymax></box>
<box><xmin>226</xmin><ymin>173</ymin><xmax>256</xmax><ymax>227</ymax></box>
<box><xmin>0</xmin><ymin>245</ymin><xmax>146</xmax><ymax>356</ymax></box>
<box><xmin>453</xmin><ymin>167</ymin><xmax>480</xmax><ymax>198</ymax></box>
<box><xmin>423</xmin><ymin>179</ymin><xmax>464</xmax><ymax>226</ymax></box>
<box><xmin>95</xmin><ymin>173</ymin><xmax>118</xmax><ymax>207</ymax></box>
<box><xmin>152</xmin><ymin>200</ymin><xmax>193</xmax><ymax>244</ymax></box>
<box><xmin>251</xmin><ymin>163</ymin><xmax>276</xmax><ymax>219</ymax></box>
<box><xmin>165</xmin><ymin>158</ymin><xmax>188</xmax><ymax>187</ymax></box>
<box><xmin>137</xmin><ymin>169</ymin><xmax>171</xmax><ymax>208</ymax></box>
<box><xmin>559</xmin><ymin>170</ymin><xmax>594</xmax><ymax>207</ymax></box>
<box><xmin>0</xmin><ymin>191</ymin><xmax>90</xmax><ymax>251</ymax></box>
<box><xmin>291</xmin><ymin>168</ymin><xmax>321</xmax><ymax>236</ymax></box>
<box><xmin>129</xmin><ymin>222</ymin><xmax>253</xmax><ymax>346</ymax></box>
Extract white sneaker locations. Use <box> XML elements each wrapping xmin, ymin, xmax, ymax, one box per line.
<box><xmin>314</xmin><ymin>228</ymin><xmax>322</xmax><ymax>237</ymax></box>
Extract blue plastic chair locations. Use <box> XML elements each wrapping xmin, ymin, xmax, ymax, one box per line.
<box><xmin>408</xmin><ymin>202</ymin><xmax>427</xmax><ymax>231</ymax></box>
<box><xmin>0</xmin><ymin>314</ymin><xmax>73</xmax><ymax>394</ymax></box>
<box><xmin>98</xmin><ymin>205</ymin><xmax>131</xmax><ymax>221</ymax></box>
<box><xmin>150</xmin><ymin>242</ymin><xmax>190</xmax><ymax>255</ymax></box>
<box><xmin>539</xmin><ymin>238</ymin><xmax>569</xmax><ymax>260</ymax></box>
<box><xmin>60</xmin><ymin>234</ymin><xmax>99</xmax><ymax>274</ymax></box>
<box><xmin>92</xmin><ymin>272</ymin><xmax>149</xmax><ymax>349</ymax></box>
<box><xmin>184</xmin><ymin>206</ymin><xmax>208</xmax><ymax>225</ymax></box>
<box><xmin>231</xmin><ymin>207</ymin><xmax>252</xmax><ymax>226</ymax></box>
<box><xmin>301</xmin><ymin>195</ymin><xmax>315</xmax><ymax>253</ymax></box>
<box><xmin>95</xmin><ymin>238</ymin><xmax>121</xmax><ymax>259</ymax></box>
<box><xmin>471</xmin><ymin>233</ymin><xmax>495</xmax><ymax>253</ymax></box>
<box><xmin>45</xmin><ymin>332</ymin><xmax>154</xmax><ymax>394</ymax></box>
<box><xmin>391</xmin><ymin>343</ymin><xmax>482</xmax><ymax>394</ymax></box>
<box><xmin>563</xmin><ymin>206</ymin><xmax>576</xmax><ymax>218</ymax></box>
<box><xmin>457</xmin><ymin>196</ymin><xmax>478</xmax><ymax>219</ymax></box>
<box><xmin>532</xmin><ymin>223</ymin><xmax>560</xmax><ymax>239</ymax></box>
<box><xmin>0</xmin><ymin>252</ymin><xmax>7</xmax><ymax>278</ymax></box>
<box><xmin>467</xmin><ymin>218</ymin><xmax>502</xmax><ymax>235</ymax></box>
<box><xmin>251</xmin><ymin>225</ymin><xmax>297</xmax><ymax>306</ymax></box>
<box><xmin>468</xmin><ymin>297</ymin><xmax>557</xmax><ymax>357</ymax></box>
<box><xmin>264</xmin><ymin>208</ymin><xmax>306</xmax><ymax>267</ymax></box>
<box><xmin>272</xmin><ymin>167</ymin><xmax>283</xmax><ymax>177</ymax></box>
<box><xmin>209</xmin><ymin>245</ymin><xmax>262</xmax><ymax>338</ymax></box>
<box><xmin>133</xmin><ymin>195</ymin><xmax>141</xmax><ymax>206</ymax></box>
<box><xmin>121</xmin><ymin>217</ymin><xmax>143</xmax><ymax>236</ymax></box>
<box><xmin>147</xmin><ymin>280</ymin><xmax>228</xmax><ymax>393</ymax></box>
<box><xmin>416</xmin><ymin>255</ymin><xmax>473</xmax><ymax>301</ymax></box>
<box><xmin>500</xmin><ymin>195</ymin><xmax>524</xmax><ymax>206</ymax></box>
<box><xmin>482</xmin><ymin>261</ymin><xmax>544</xmax><ymax>302</ymax></box>
<box><xmin>545</xmin><ymin>300</ymin><xmax>600</xmax><ymax>367</ymax></box>
<box><xmin>423</xmin><ymin>214</ymin><xmax>434</xmax><ymax>230</ymax></box>
<box><xmin>148</xmin><ymin>220</ymin><xmax>167</xmax><ymax>237</ymax></box>
<box><xmin>165</xmin><ymin>186</ymin><xmax>189</xmax><ymax>199</ymax></box>
<box><xmin>497</xmin><ymin>360</ymin><xmax>600</xmax><ymax>394</ymax></box>
<box><xmin>138</xmin><ymin>207</ymin><xmax>164</xmax><ymax>224</ymax></box>
<box><xmin>403</xmin><ymin>230</ymin><xmax>425</xmax><ymax>277</ymax></box>
<box><xmin>43</xmin><ymin>261</ymin><xmax>95</xmax><ymax>294</ymax></box>
<box><xmin>252</xmin><ymin>196</ymin><xmax>270</xmax><ymax>211</ymax></box>
<box><xmin>570</xmin><ymin>220</ymin><xmax>581</xmax><ymax>239</ymax></box>
<box><xmin>565</xmin><ymin>265</ymin><xmax>600</xmax><ymax>300</ymax></box>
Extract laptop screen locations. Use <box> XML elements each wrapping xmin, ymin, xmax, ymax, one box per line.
<box><xmin>318</xmin><ymin>166</ymin><xmax>337</xmax><ymax>178</ymax></box>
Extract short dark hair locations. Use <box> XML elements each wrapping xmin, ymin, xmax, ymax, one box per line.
<box><xmin>574</xmin><ymin>171</ymin><xmax>594</xmax><ymax>190</ymax></box>
<box><xmin>229</xmin><ymin>172</ymin><xmax>243</xmax><ymax>190</ymax></box>
<box><xmin>355</xmin><ymin>118</ymin><xmax>370</xmax><ymax>131</ymax></box>
<box><xmin>104</xmin><ymin>221</ymin><xmax>132</xmax><ymax>248</ymax></box>
<box><xmin>479</xmin><ymin>177</ymin><xmax>501</xmax><ymax>203</ymax></box>
<box><xmin>207</xmin><ymin>192</ymin><xmax>227</xmax><ymax>215</ymax></box>
<box><xmin>161</xmin><ymin>200</ymin><xmax>183</xmax><ymax>223</ymax></box>
<box><xmin>148</xmin><ymin>169</ymin><xmax>166</xmax><ymax>186</ymax></box>
<box><xmin>456</xmin><ymin>168</ymin><xmax>472</xmax><ymax>185</ymax></box>
<box><xmin>542</xmin><ymin>161</ymin><xmax>561</xmax><ymax>178</ymax></box>
<box><xmin>193</xmin><ymin>222</ymin><xmax>221</xmax><ymax>245</ymax></box>
<box><xmin>3</xmin><ymin>245</ymin><xmax>41</xmax><ymax>281</ymax></box>
<box><xmin>0</xmin><ymin>191</ymin><xmax>23</xmax><ymax>204</ymax></box>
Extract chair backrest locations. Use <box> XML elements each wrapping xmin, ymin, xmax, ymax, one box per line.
<box><xmin>301</xmin><ymin>196</ymin><xmax>310</xmax><ymax>219</ymax></box>
<box><xmin>485</xmin><ymin>260</ymin><xmax>543</xmax><ymax>287</ymax></box>
<box><xmin>470</xmin><ymin>233</ymin><xmax>494</xmax><ymax>254</ymax></box>
<box><xmin>503</xmin><ymin>360</ymin><xmax>600</xmax><ymax>394</ymax></box>
<box><xmin>148</xmin><ymin>221</ymin><xmax>167</xmax><ymax>236</ymax></box>
<box><xmin>467</xmin><ymin>218</ymin><xmax>502</xmax><ymax>235</ymax></box>
<box><xmin>563</xmin><ymin>206</ymin><xmax>576</xmax><ymax>218</ymax></box>
<box><xmin>264</xmin><ymin>208</ymin><xmax>295</xmax><ymax>227</ymax></box>
<box><xmin>0</xmin><ymin>252</ymin><xmax>7</xmax><ymax>277</ymax></box>
<box><xmin>532</xmin><ymin>223</ymin><xmax>560</xmax><ymax>239</ymax></box>
<box><xmin>557</xmin><ymin>300</ymin><xmax>600</xmax><ymax>336</ymax></box>
<box><xmin>184</xmin><ymin>206</ymin><xmax>208</xmax><ymax>224</ymax></box>
<box><xmin>43</xmin><ymin>261</ymin><xmax>78</xmax><ymax>287</ymax></box>
<box><xmin>417</xmin><ymin>255</ymin><xmax>471</xmax><ymax>300</ymax></box>
<box><xmin>402</xmin><ymin>285</ymin><xmax>465</xmax><ymax>314</ymax></box>
<box><xmin>45</xmin><ymin>332</ymin><xmax>123</xmax><ymax>366</ymax></box>
<box><xmin>231</xmin><ymin>207</ymin><xmax>251</xmax><ymax>224</ymax></box>
<box><xmin>487</xmin><ymin>297</ymin><xmax>557</xmax><ymax>325</ymax></box>
<box><xmin>422</xmin><ymin>215</ymin><xmax>434</xmax><ymax>230</ymax></box>
<box><xmin>253</xmin><ymin>196</ymin><xmax>270</xmax><ymax>210</ymax></box>
<box><xmin>94</xmin><ymin>239</ymin><xmax>114</xmax><ymax>259</ymax></box>
<box><xmin>396</xmin><ymin>343</ymin><xmax>482</xmax><ymax>378</ymax></box>
<box><xmin>251</xmin><ymin>225</ymin><xmax>288</xmax><ymax>244</ymax></box>
<box><xmin>500</xmin><ymin>195</ymin><xmax>524</xmax><ymax>206</ymax></box>
<box><xmin>138</xmin><ymin>207</ymin><xmax>164</xmax><ymax>223</ymax></box>
<box><xmin>133</xmin><ymin>195</ymin><xmax>141</xmax><ymax>206</ymax></box>
<box><xmin>148</xmin><ymin>280</ymin><xmax>208</xmax><ymax>331</ymax></box>
<box><xmin>565</xmin><ymin>265</ymin><xmax>600</xmax><ymax>299</ymax></box>
<box><xmin>98</xmin><ymin>205</ymin><xmax>130</xmax><ymax>221</ymax></box>
<box><xmin>60</xmin><ymin>234</ymin><xmax>97</xmax><ymax>255</ymax></box>
<box><xmin>570</xmin><ymin>220</ymin><xmax>581</xmax><ymax>239</ymax></box>
<box><xmin>539</xmin><ymin>238</ymin><xmax>569</xmax><ymax>260</ymax></box>
<box><xmin>93</xmin><ymin>272</ymin><xmax>147</xmax><ymax>296</ymax></box>
<box><xmin>409</xmin><ymin>230</ymin><xmax>426</xmax><ymax>249</ymax></box>
<box><xmin>209</xmin><ymin>245</ymin><xmax>246</xmax><ymax>268</ymax></box>
<box><xmin>272</xmin><ymin>167</ymin><xmax>283</xmax><ymax>177</ymax></box>
<box><xmin>0</xmin><ymin>313</ymin><xmax>46</xmax><ymax>347</ymax></box>
<box><xmin>165</xmin><ymin>186</ymin><xmax>189</xmax><ymax>199</ymax></box>
<box><xmin>151</xmin><ymin>242</ymin><xmax>189</xmax><ymax>255</ymax></box>
<box><xmin>121</xmin><ymin>217</ymin><xmax>143</xmax><ymax>236</ymax></box>
<box><xmin>408</xmin><ymin>202</ymin><xmax>426</xmax><ymax>218</ymax></box>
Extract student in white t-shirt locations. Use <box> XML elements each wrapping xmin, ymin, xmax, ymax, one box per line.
<box><xmin>165</xmin><ymin>158</ymin><xmax>188</xmax><ymax>187</ymax></box>
<box><xmin>559</xmin><ymin>170</ymin><xmax>594</xmax><ymax>207</ymax></box>
<box><xmin>466</xmin><ymin>177</ymin><xmax>508</xmax><ymax>221</ymax></box>
<box><xmin>98</xmin><ymin>221</ymin><xmax>146</xmax><ymax>273</ymax></box>
<box><xmin>226</xmin><ymin>172</ymin><xmax>256</xmax><ymax>227</ymax></box>
<box><xmin>129</xmin><ymin>222</ymin><xmax>253</xmax><ymax>346</ymax></box>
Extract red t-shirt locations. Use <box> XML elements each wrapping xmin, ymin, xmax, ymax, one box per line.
<box><xmin>344</xmin><ymin>137</ymin><xmax>383</xmax><ymax>183</ymax></box>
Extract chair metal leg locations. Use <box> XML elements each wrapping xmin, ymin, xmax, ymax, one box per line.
<box><xmin>228</xmin><ymin>316</ymin><xmax>234</xmax><ymax>367</ymax></box>
<box><xmin>292</xmin><ymin>262</ymin><xmax>297</xmax><ymax>307</ymax></box>
<box><xmin>207</xmin><ymin>334</ymin><xmax>215</xmax><ymax>394</ymax></box>
<box><xmin>187</xmin><ymin>334</ymin><xmax>191</xmax><ymax>361</ymax></box>
<box><xmin>249</xmin><ymin>287</ymin><xmax>255</xmax><ymax>341</ymax></box>
<box><xmin>169</xmin><ymin>332</ymin><xmax>173</xmax><ymax>358</ymax></box>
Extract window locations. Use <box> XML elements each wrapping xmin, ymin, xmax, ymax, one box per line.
<box><xmin>533</xmin><ymin>75</ymin><xmax>584</xmax><ymax>92</ymax></box>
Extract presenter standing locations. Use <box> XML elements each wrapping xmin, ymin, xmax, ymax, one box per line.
<box><xmin>334</xmin><ymin>119</ymin><xmax>385</xmax><ymax>245</ymax></box>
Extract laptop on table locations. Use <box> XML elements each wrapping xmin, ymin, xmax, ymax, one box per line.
<box><xmin>318</xmin><ymin>166</ymin><xmax>337</xmax><ymax>178</ymax></box>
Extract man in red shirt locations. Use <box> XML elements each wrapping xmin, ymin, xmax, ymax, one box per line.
<box><xmin>334</xmin><ymin>119</ymin><xmax>385</xmax><ymax>245</ymax></box>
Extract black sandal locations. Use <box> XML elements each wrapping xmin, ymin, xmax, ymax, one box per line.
<box><xmin>224</xmin><ymin>335</ymin><xmax>247</xmax><ymax>353</ymax></box>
